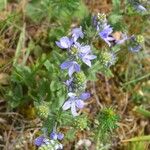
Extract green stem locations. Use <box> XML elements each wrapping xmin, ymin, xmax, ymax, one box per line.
<box><xmin>123</xmin><ymin>135</ymin><xmax>150</xmax><ymax>142</ymax></box>
<box><xmin>123</xmin><ymin>72</ymin><xmax>150</xmax><ymax>86</ymax></box>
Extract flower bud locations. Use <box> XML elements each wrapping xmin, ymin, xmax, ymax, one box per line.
<box><xmin>74</xmin><ymin>116</ymin><xmax>88</xmax><ymax>130</ymax></box>
<box><xmin>73</xmin><ymin>72</ymin><xmax>86</xmax><ymax>92</ymax></box>
<box><xmin>35</xmin><ymin>102</ymin><xmax>49</xmax><ymax>120</ymax></box>
<box><xmin>101</xmin><ymin>52</ymin><xmax>116</xmax><ymax>67</ymax></box>
<box><xmin>97</xmin><ymin>13</ymin><xmax>107</xmax><ymax>22</ymax></box>
<box><xmin>136</xmin><ymin>35</ymin><xmax>144</xmax><ymax>44</ymax></box>
<box><xmin>70</xmin><ymin>47</ymin><xmax>78</xmax><ymax>55</ymax></box>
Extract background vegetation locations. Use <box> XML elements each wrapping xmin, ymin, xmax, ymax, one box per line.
<box><xmin>0</xmin><ymin>0</ymin><xmax>150</xmax><ymax>150</ymax></box>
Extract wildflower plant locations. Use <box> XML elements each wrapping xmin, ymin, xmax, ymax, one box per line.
<box><xmin>4</xmin><ymin>0</ymin><xmax>148</xmax><ymax>149</ymax></box>
<box><xmin>33</xmin><ymin>4</ymin><xmax>147</xmax><ymax>148</ymax></box>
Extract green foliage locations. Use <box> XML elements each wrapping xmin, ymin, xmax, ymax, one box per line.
<box><xmin>35</xmin><ymin>102</ymin><xmax>51</xmax><ymax>120</ymax></box>
<box><xmin>26</xmin><ymin>0</ymin><xmax>79</xmax><ymax>22</ymax></box>
<box><xmin>98</xmin><ymin>107</ymin><xmax>119</xmax><ymax>136</ymax></box>
<box><xmin>94</xmin><ymin>107</ymin><xmax>119</xmax><ymax>149</ymax></box>
<box><xmin>86</xmin><ymin>52</ymin><xmax>114</xmax><ymax>81</ymax></box>
<box><xmin>126</xmin><ymin>141</ymin><xmax>149</xmax><ymax>150</ymax></box>
<box><xmin>109</xmin><ymin>0</ymin><xmax>125</xmax><ymax>31</ymax></box>
<box><xmin>73</xmin><ymin>115</ymin><xmax>88</xmax><ymax>131</ymax></box>
<box><xmin>73</xmin><ymin>71</ymin><xmax>87</xmax><ymax>93</ymax></box>
<box><xmin>7</xmin><ymin>49</ymin><xmax>67</xmax><ymax>109</ymax></box>
<box><xmin>26</xmin><ymin>0</ymin><xmax>47</xmax><ymax>23</ymax></box>
<box><xmin>65</xmin><ymin>128</ymin><xmax>76</xmax><ymax>141</ymax></box>
<box><xmin>112</xmin><ymin>0</ymin><xmax>121</xmax><ymax>13</ymax></box>
<box><xmin>0</xmin><ymin>0</ymin><xmax>5</xmax><ymax>11</ymax></box>
<box><xmin>2</xmin><ymin>0</ymin><xmax>149</xmax><ymax>149</ymax></box>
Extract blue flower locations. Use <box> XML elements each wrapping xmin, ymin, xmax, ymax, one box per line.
<box><xmin>62</xmin><ymin>92</ymin><xmax>90</xmax><ymax>116</ymax></box>
<box><xmin>101</xmin><ymin>51</ymin><xmax>116</xmax><ymax>67</ymax></box>
<box><xmin>80</xmin><ymin>53</ymin><xmax>97</xmax><ymax>67</ymax></box>
<box><xmin>135</xmin><ymin>4</ymin><xmax>147</xmax><ymax>12</ymax></box>
<box><xmin>50</xmin><ymin>132</ymin><xmax>64</xmax><ymax>140</ymax></box>
<box><xmin>78</xmin><ymin>45</ymin><xmax>92</xmax><ymax>55</ymax></box>
<box><xmin>129</xmin><ymin>45</ymin><xmax>142</xmax><ymax>52</ymax></box>
<box><xmin>74</xmin><ymin>43</ymin><xmax>97</xmax><ymax>67</ymax></box>
<box><xmin>56</xmin><ymin>36</ymin><xmax>73</xmax><ymax>49</ymax></box>
<box><xmin>92</xmin><ymin>15</ymin><xmax>98</xmax><ymax>28</ymax></box>
<box><xmin>60</xmin><ymin>61</ymin><xmax>80</xmax><ymax>77</ymax></box>
<box><xmin>71</xmin><ymin>27</ymin><xmax>84</xmax><ymax>42</ymax></box>
<box><xmin>64</xmin><ymin>78</ymin><xmax>74</xmax><ymax>92</ymax></box>
<box><xmin>99</xmin><ymin>25</ymin><xmax>114</xmax><ymax>47</ymax></box>
<box><xmin>79</xmin><ymin>92</ymin><xmax>91</xmax><ymax>100</ymax></box>
<box><xmin>34</xmin><ymin>136</ymin><xmax>45</xmax><ymax>146</ymax></box>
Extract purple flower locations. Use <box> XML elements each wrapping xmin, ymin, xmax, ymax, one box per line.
<box><xmin>74</xmin><ymin>44</ymin><xmax>96</xmax><ymax>67</ymax></box>
<box><xmin>62</xmin><ymin>93</ymin><xmax>90</xmax><ymax>116</ymax></box>
<box><xmin>99</xmin><ymin>25</ymin><xmax>115</xmax><ymax>47</ymax></box>
<box><xmin>34</xmin><ymin>136</ymin><xmax>45</xmax><ymax>146</ymax></box>
<box><xmin>71</xmin><ymin>27</ymin><xmax>84</xmax><ymax>42</ymax></box>
<box><xmin>79</xmin><ymin>45</ymin><xmax>92</xmax><ymax>55</ymax></box>
<box><xmin>60</xmin><ymin>61</ymin><xmax>80</xmax><ymax>77</ymax></box>
<box><xmin>80</xmin><ymin>53</ymin><xmax>97</xmax><ymax>67</ymax></box>
<box><xmin>129</xmin><ymin>45</ymin><xmax>142</xmax><ymax>52</ymax></box>
<box><xmin>92</xmin><ymin>15</ymin><xmax>98</xmax><ymax>28</ymax></box>
<box><xmin>56</xmin><ymin>36</ymin><xmax>73</xmax><ymax>49</ymax></box>
<box><xmin>50</xmin><ymin>132</ymin><xmax>64</xmax><ymax>140</ymax></box>
<box><xmin>79</xmin><ymin>92</ymin><xmax>91</xmax><ymax>100</ymax></box>
<box><xmin>65</xmin><ymin>78</ymin><xmax>73</xmax><ymax>87</ymax></box>
<box><xmin>135</xmin><ymin>4</ymin><xmax>147</xmax><ymax>12</ymax></box>
<box><xmin>65</xmin><ymin>78</ymin><xmax>74</xmax><ymax>92</ymax></box>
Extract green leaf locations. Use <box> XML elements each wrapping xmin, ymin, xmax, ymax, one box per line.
<box><xmin>112</xmin><ymin>0</ymin><xmax>121</xmax><ymax>12</ymax></box>
<box><xmin>13</xmin><ymin>25</ymin><xmax>26</xmax><ymax>66</ymax></box>
<box><xmin>109</xmin><ymin>14</ymin><xmax>122</xmax><ymax>25</ymax></box>
<box><xmin>123</xmin><ymin>135</ymin><xmax>150</xmax><ymax>142</ymax></box>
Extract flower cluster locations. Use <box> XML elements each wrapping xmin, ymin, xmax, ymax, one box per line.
<box><xmin>94</xmin><ymin>13</ymin><xmax>144</xmax><ymax>54</ymax></box>
<box><xmin>34</xmin><ymin>131</ymin><xmax>64</xmax><ymax>150</ymax></box>
<box><xmin>62</xmin><ymin>92</ymin><xmax>90</xmax><ymax>116</ymax></box>
<box><xmin>56</xmin><ymin>27</ymin><xmax>96</xmax><ymax>116</ymax></box>
<box><xmin>34</xmin><ymin>11</ymin><xmax>145</xmax><ymax>149</ymax></box>
<box><xmin>100</xmin><ymin>51</ymin><xmax>116</xmax><ymax>67</ymax></box>
<box><xmin>95</xmin><ymin>13</ymin><xmax>115</xmax><ymax>47</ymax></box>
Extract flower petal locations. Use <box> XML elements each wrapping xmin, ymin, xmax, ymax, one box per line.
<box><xmin>104</xmin><ymin>39</ymin><xmax>111</xmax><ymax>47</ymax></box>
<box><xmin>57</xmin><ymin>133</ymin><xmax>64</xmax><ymax>140</ymax></box>
<box><xmin>107</xmin><ymin>37</ymin><xmax>115</xmax><ymax>41</ymax></box>
<box><xmin>129</xmin><ymin>45</ymin><xmax>142</xmax><ymax>52</ymax></box>
<box><xmin>74</xmin><ymin>63</ymin><xmax>80</xmax><ymax>72</ymax></box>
<box><xmin>60</xmin><ymin>61</ymin><xmax>72</xmax><ymax>70</ymax></box>
<box><xmin>80</xmin><ymin>45</ymin><xmax>91</xmax><ymax>54</ymax></box>
<box><xmin>34</xmin><ymin>136</ymin><xmax>45</xmax><ymax>146</ymax></box>
<box><xmin>50</xmin><ymin>132</ymin><xmax>58</xmax><ymax>140</ymax></box>
<box><xmin>68</xmin><ymin>65</ymin><xmax>75</xmax><ymax>77</ymax></box>
<box><xmin>60</xmin><ymin>37</ymin><xmax>71</xmax><ymax>48</ymax></box>
<box><xmin>71</xmin><ymin>102</ymin><xmax>79</xmax><ymax>116</ymax></box>
<box><xmin>76</xmin><ymin>100</ymin><xmax>84</xmax><ymax>109</ymax></box>
<box><xmin>79</xmin><ymin>92</ymin><xmax>91</xmax><ymax>100</ymax></box>
<box><xmin>62</xmin><ymin>100</ymin><xmax>71</xmax><ymax>110</ymax></box>
<box><xmin>56</xmin><ymin>41</ymin><xmax>64</xmax><ymax>49</ymax></box>
<box><xmin>72</xmin><ymin>27</ymin><xmax>84</xmax><ymax>41</ymax></box>
<box><xmin>82</xmin><ymin>58</ymin><xmax>91</xmax><ymax>67</ymax></box>
<box><xmin>84</xmin><ymin>54</ymin><xmax>97</xmax><ymax>60</ymax></box>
